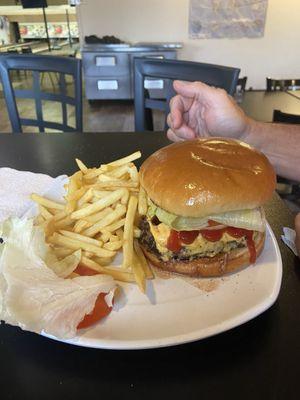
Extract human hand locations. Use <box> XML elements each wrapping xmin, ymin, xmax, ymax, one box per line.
<box><xmin>167</xmin><ymin>80</ymin><xmax>252</xmax><ymax>142</ymax></box>
<box><xmin>295</xmin><ymin>213</ymin><xmax>300</xmax><ymax>257</ymax></box>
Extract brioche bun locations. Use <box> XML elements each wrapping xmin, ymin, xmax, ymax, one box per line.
<box><xmin>139</xmin><ymin>138</ymin><xmax>276</xmax><ymax>218</ymax></box>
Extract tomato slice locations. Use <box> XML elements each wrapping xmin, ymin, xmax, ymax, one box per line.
<box><xmin>179</xmin><ymin>230</ymin><xmax>199</xmax><ymax>244</ymax></box>
<box><xmin>75</xmin><ymin>263</ymin><xmax>113</xmax><ymax>329</ymax></box>
<box><xmin>167</xmin><ymin>229</ymin><xmax>182</xmax><ymax>252</ymax></box>
<box><xmin>74</xmin><ymin>264</ymin><xmax>98</xmax><ymax>276</ymax></box>
<box><xmin>77</xmin><ymin>292</ymin><xmax>112</xmax><ymax>330</ymax></box>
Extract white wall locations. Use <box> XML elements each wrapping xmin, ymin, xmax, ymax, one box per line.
<box><xmin>77</xmin><ymin>0</ymin><xmax>300</xmax><ymax>89</ymax></box>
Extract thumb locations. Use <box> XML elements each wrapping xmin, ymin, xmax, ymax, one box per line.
<box><xmin>295</xmin><ymin>213</ymin><xmax>300</xmax><ymax>257</ymax></box>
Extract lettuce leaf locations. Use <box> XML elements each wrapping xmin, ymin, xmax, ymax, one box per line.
<box><xmin>0</xmin><ymin>218</ymin><xmax>116</xmax><ymax>339</ymax></box>
<box><xmin>146</xmin><ymin>199</ymin><xmax>265</xmax><ymax>232</ymax></box>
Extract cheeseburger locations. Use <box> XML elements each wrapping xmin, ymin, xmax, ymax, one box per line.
<box><xmin>138</xmin><ymin>138</ymin><xmax>276</xmax><ymax>277</ymax></box>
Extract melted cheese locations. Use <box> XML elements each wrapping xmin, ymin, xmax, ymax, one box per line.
<box><xmin>148</xmin><ymin>219</ymin><xmax>246</xmax><ymax>258</ymax></box>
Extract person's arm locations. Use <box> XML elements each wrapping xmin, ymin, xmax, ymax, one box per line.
<box><xmin>167</xmin><ymin>80</ymin><xmax>300</xmax><ymax>181</ymax></box>
<box><xmin>242</xmin><ymin>120</ymin><xmax>300</xmax><ymax>182</ymax></box>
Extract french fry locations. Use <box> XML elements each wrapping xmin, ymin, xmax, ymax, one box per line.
<box><xmin>81</xmin><ymin>256</ymin><xmax>135</xmax><ymax>283</ymax></box>
<box><xmin>95</xmin><ymin>180</ymin><xmax>138</xmax><ymax>189</ymax></box>
<box><xmin>116</xmin><ymin>228</ymin><xmax>124</xmax><ymax>240</ymax></box>
<box><xmin>121</xmin><ymin>189</ymin><xmax>129</xmax><ymax>205</ymax></box>
<box><xmin>53</xmin><ymin>216</ymin><xmax>74</xmax><ymax>230</ymax></box>
<box><xmin>103</xmin><ymin>240</ymin><xmax>123</xmax><ymax>251</ymax></box>
<box><xmin>138</xmin><ymin>186</ymin><xmax>147</xmax><ymax>216</ymax></box>
<box><xmin>128</xmin><ymin>165</ymin><xmax>139</xmax><ymax>182</ymax></box>
<box><xmin>93</xmin><ymin>256</ymin><xmax>114</xmax><ymax>266</ymax></box>
<box><xmin>109</xmin><ymin>235</ymin><xmax>119</xmax><ymax>243</ymax></box>
<box><xmin>99</xmin><ymin>230</ymin><xmax>111</xmax><ymax>243</ymax></box>
<box><xmin>122</xmin><ymin>196</ymin><xmax>138</xmax><ymax>269</ymax></box>
<box><xmin>49</xmin><ymin>233</ymin><xmax>115</xmax><ymax>258</ymax></box>
<box><xmin>35</xmin><ymin>214</ymin><xmax>45</xmax><ymax>225</ymax></box>
<box><xmin>82</xmin><ymin>251</ymin><xmax>95</xmax><ymax>259</ymax></box>
<box><xmin>83</xmin><ymin>207</ymin><xmax>113</xmax><ymax>223</ymax></box>
<box><xmin>108</xmin><ymin>164</ymin><xmax>130</xmax><ymax>179</ymax></box>
<box><xmin>59</xmin><ymin>230</ymin><xmax>103</xmax><ymax>247</ymax></box>
<box><xmin>67</xmin><ymin>187</ymin><xmax>86</xmax><ymax>202</ymax></box>
<box><xmin>53</xmin><ymin>210</ymin><xmax>68</xmax><ymax>221</ymax></box>
<box><xmin>31</xmin><ymin>193</ymin><xmax>65</xmax><ymax>210</ymax></box>
<box><xmin>134</xmin><ymin>240</ymin><xmax>154</xmax><ymax>279</ymax></box>
<box><xmin>39</xmin><ymin>205</ymin><xmax>53</xmax><ymax>220</ymax></box>
<box><xmin>73</xmin><ymin>219</ymin><xmax>89</xmax><ymax>233</ymax></box>
<box><xmin>71</xmin><ymin>188</ymin><xmax>126</xmax><ymax>219</ymax></box>
<box><xmin>31</xmin><ymin>150</ymin><xmax>152</xmax><ymax>293</ymax></box>
<box><xmin>106</xmin><ymin>151</ymin><xmax>141</xmax><ymax>167</ymax></box>
<box><xmin>132</xmin><ymin>249</ymin><xmax>146</xmax><ymax>293</ymax></box>
<box><xmin>77</xmin><ymin>188</ymin><xmax>94</xmax><ymax>207</ymax></box>
<box><xmin>93</xmin><ymin>190</ymin><xmax>111</xmax><ymax>199</ymax></box>
<box><xmin>100</xmin><ymin>217</ymin><xmax>125</xmax><ymax>233</ymax></box>
<box><xmin>75</xmin><ymin>158</ymin><xmax>88</xmax><ymax>174</ymax></box>
<box><xmin>82</xmin><ymin>205</ymin><xmax>126</xmax><ymax>237</ymax></box>
<box><xmin>52</xmin><ymin>247</ymin><xmax>75</xmax><ymax>258</ymax></box>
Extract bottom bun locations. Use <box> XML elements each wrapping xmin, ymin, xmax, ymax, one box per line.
<box><xmin>141</xmin><ymin>232</ymin><xmax>265</xmax><ymax>277</ymax></box>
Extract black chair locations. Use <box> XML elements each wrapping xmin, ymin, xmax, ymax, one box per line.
<box><xmin>266</xmin><ymin>77</ymin><xmax>300</xmax><ymax>91</ymax></box>
<box><xmin>0</xmin><ymin>54</ymin><xmax>82</xmax><ymax>133</ymax></box>
<box><xmin>237</xmin><ymin>76</ymin><xmax>247</xmax><ymax>92</ymax></box>
<box><xmin>273</xmin><ymin>109</ymin><xmax>300</xmax><ymax>124</ymax></box>
<box><xmin>134</xmin><ymin>58</ymin><xmax>240</xmax><ymax>131</ymax></box>
<box><xmin>272</xmin><ymin>109</ymin><xmax>300</xmax><ymax>201</ymax></box>
<box><xmin>21</xmin><ymin>46</ymin><xmax>32</xmax><ymax>54</ymax></box>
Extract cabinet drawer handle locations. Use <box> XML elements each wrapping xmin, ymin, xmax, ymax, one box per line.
<box><xmin>144</xmin><ymin>79</ymin><xmax>164</xmax><ymax>89</ymax></box>
<box><xmin>95</xmin><ymin>56</ymin><xmax>116</xmax><ymax>66</ymax></box>
<box><xmin>97</xmin><ymin>80</ymin><xmax>119</xmax><ymax>90</ymax></box>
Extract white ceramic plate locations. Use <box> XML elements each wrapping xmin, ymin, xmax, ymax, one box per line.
<box><xmin>43</xmin><ymin>223</ymin><xmax>282</xmax><ymax>350</ymax></box>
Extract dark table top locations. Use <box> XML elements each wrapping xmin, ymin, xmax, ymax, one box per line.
<box><xmin>240</xmin><ymin>90</ymin><xmax>300</xmax><ymax>122</ymax></box>
<box><xmin>0</xmin><ymin>132</ymin><xmax>299</xmax><ymax>400</ymax></box>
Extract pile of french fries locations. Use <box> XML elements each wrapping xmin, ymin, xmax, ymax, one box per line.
<box><xmin>31</xmin><ymin>151</ymin><xmax>153</xmax><ymax>293</ymax></box>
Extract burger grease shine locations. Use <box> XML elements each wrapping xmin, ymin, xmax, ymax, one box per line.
<box><xmin>138</xmin><ymin>138</ymin><xmax>276</xmax><ymax>277</ymax></box>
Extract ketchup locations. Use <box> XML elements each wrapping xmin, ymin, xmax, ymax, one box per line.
<box><xmin>179</xmin><ymin>230</ymin><xmax>199</xmax><ymax>244</ymax></box>
<box><xmin>166</xmin><ymin>226</ymin><xmax>256</xmax><ymax>263</ymax></box>
<box><xmin>166</xmin><ymin>230</ymin><xmax>182</xmax><ymax>252</ymax></box>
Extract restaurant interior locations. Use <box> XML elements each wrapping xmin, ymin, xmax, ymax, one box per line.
<box><xmin>1</xmin><ymin>0</ymin><xmax>299</xmax><ymax>210</ymax></box>
<box><xmin>0</xmin><ymin>1</ymin><xmax>300</xmax><ymax>398</ymax></box>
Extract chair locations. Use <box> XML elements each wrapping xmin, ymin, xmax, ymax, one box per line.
<box><xmin>134</xmin><ymin>58</ymin><xmax>240</xmax><ymax>131</ymax></box>
<box><xmin>272</xmin><ymin>109</ymin><xmax>300</xmax><ymax>201</ymax></box>
<box><xmin>237</xmin><ymin>76</ymin><xmax>247</xmax><ymax>92</ymax></box>
<box><xmin>0</xmin><ymin>54</ymin><xmax>82</xmax><ymax>133</ymax></box>
<box><xmin>21</xmin><ymin>46</ymin><xmax>32</xmax><ymax>54</ymax></box>
<box><xmin>266</xmin><ymin>77</ymin><xmax>300</xmax><ymax>91</ymax></box>
<box><xmin>273</xmin><ymin>109</ymin><xmax>300</xmax><ymax>124</ymax></box>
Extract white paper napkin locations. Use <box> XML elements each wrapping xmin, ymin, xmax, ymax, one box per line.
<box><xmin>281</xmin><ymin>227</ymin><xmax>298</xmax><ymax>256</ymax></box>
<box><xmin>0</xmin><ymin>167</ymin><xmax>67</xmax><ymax>223</ymax></box>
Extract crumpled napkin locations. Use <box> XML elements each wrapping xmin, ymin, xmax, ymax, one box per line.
<box><xmin>0</xmin><ymin>167</ymin><xmax>67</xmax><ymax>223</ymax></box>
<box><xmin>281</xmin><ymin>227</ymin><xmax>298</xmax><ymax>256</ymax></box>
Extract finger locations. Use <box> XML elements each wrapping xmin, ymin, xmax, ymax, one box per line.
<box><xmin>167</xmin><ymin>123</ymin><xmax>197</xmax><ymax>141</ymax></box>
<box><xmin>295</xmin><ymin>213</ymin><xmax>300</xmax><ymax>256</ymax></box>
<box><xmin>167</xmin><ymin>129</ymin><xmax>185</xmax><ymax>142</ymax></box>
<box><xmin>173</xmin><ymin>80</ymin><xmax>216</xmax><ymax>103</ymax></box>
<box><xmin>169</xmin><ymin>95</ymin><xmax>193</xmax><ymax>129</ymax></box>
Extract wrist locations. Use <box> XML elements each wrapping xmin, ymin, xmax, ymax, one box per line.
<box><xmin>240</xmin><ymin>117</ymin><xmax>262</xmax><ymax>149</ymax></box>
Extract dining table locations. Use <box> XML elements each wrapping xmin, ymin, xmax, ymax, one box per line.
<box><xmin>239</xmin><ymin>90</ymin><xmax>300</xmax><ymax>121</ymax></box>
<box><xmin>0</xmin><ymin>131</ymin><xmax>299</xmax><ymax>400</ymax></box>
